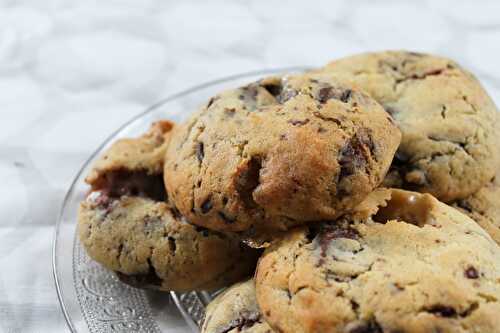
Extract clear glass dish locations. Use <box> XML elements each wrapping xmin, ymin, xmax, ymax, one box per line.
<box><xmin>52</xmin><ymin>67</ymin><xmax>307</xmax><ymax>332</ymax></box>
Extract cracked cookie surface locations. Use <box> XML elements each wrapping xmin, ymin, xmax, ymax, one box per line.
<box><xmin>164</xmin><ymin>75</ymin><xmax>401</xmax><ymax>236</ymax></box>
<box><xmin>78</xmin><ymin>122</ymin><xmax>259</xmax><ymax>291</ymax></box>
<box><xmin>255</xmin><ymin>188</ymin><xmax>500</xmax><ymax>333</ymax></box>
<box><xmin>452</xmin><ymin>173</ymin><xmax>500</xmax><ymax>246</ymax></box>
<box><xmin>320</xmin><ymin>51</ymin><xmax>500</xmax><ymax>202</ymax></box>
<box><xmin>202</xmin><ymin>279</ymin><xmax>273</xmax><ymax>333</ymax></box>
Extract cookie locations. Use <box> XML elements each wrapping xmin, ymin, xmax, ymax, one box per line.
<box><xmin>79</xmin><ymin>195</ymin><xmax>259</xmax><ymax>292</ymax></box>
<box><xmin>202</xmin><ymin>279</ymin><xmax>273</xmax><ymax>333</ymax></box>
<box><xmin>256</xmin><ymin>188</ymin><xmax>500</xmax><ymax>333</ymax></box>
<box><xmin>86</xmin><ymin>120</ymin><xmax>174</xmax><ymax>187</ymax></box>
<box><xmin>320</xmin><ymin>51</ymin><xmax>500</xmax><ymax>202</ymax></box>
<box><xmin>452</xmin><ymin>174</ymin><xmax>500</xmax><ymax>246</ymax></box>
<box><xmin>78</xmin><ymin>122</ymin><xmax>259</xmax><ymax>291</ymax></box>
<box><xmin>164</xmin><ymin>75</ymin><xmax>401</xmax><ymax>236</ymax></box>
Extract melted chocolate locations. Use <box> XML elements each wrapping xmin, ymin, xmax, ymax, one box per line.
<box><xmin>92</xmin><ymin>170</ymin><xmax>166</xmax><ymax>202</ymax></box>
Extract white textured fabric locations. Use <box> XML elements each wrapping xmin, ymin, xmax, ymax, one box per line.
<box><xmin>0</xmin><ymin>0</ymin><xmax>500</xmax><ymax>332</ymax></box>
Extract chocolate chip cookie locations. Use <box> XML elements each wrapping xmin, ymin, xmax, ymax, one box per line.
<box><xmin>78</xmin><ymin>122</ymin><xmax>259</xmax><ymax>291</ymax></box>
<box><xmin>320</xmin><ymin>51</ymin><xmax>500</xmax><ymax>202</ymax></box>
<box><xmin>255</xmin><ymin>188</ymin><xmax>500</xmax><ymax>333</ymax></box>
<box><xmin>452</xmin><ymin>173</ymin><xmax>500</xmax><ymax>246</ymax></box>
<box><xmin>202</xmin><ymin>279</ymin><xmax>273</xmax><ymax>333</ymax></box>
<box><xmin>86</xmin><ymin>120</ymin><xmax>174</xmax><ymax>187</ymax></box>
<box><xmin>164</xmin><ymin>75</ymin><xmax>401</xmax><ymax>236</ymax></box>
<box><xmin>79</xmin><ymin>195</ymin><xmax>259</xmax><ymax>291</ymax></box>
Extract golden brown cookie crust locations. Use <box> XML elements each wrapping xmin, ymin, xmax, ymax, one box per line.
<box><xmin>202</xmin><ymin>279</ymin><xmax>273</xmax><ymax>333</ymax></box>
<box><xmin>79</xmin><ymin>195</ymin><xmax>259</xmax><ymax>292</ymax></box>
<box><xmin>320</xmin><ymin>51</ymin><xmax>500</xmax><ymax>202</ymax></box>
<box><xmin>164</xmin><ymin>75</ymin><xmax>401</xmax><ymax>235</ymax></box>
<box><xmin>256</xmin><ymin>188</ymin><xmax>500</xmax><ymax>333</ymax></box>
<box><xmin>453</xmin><ymin>174</ymin><xmax>500</xmax><ymax>245</ymax></box>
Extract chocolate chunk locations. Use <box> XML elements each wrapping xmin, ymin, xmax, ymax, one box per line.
<box><xmin>168</xmin><ymin>236</ymin><xmax>176</xmax><ymax>252</ymax></box>
<box><xmin>200</xmin><ymin>198</ymin><xmax>213</xmax><ymax>214</ymax></box>
<box><xmin>338</xmin><ymin>134</ymin><xmax>369</xmax><ymax>179</ymax></box>
<box><xmin>340</xmin><ymin>89</ymin><xmax>352</xmax><ymax>103</ymax></box>
<box><xmin>465</xmin><ymin>266</ymin><xmax>479</xmax><ymax>279</ymax></box>
<box><xmin>395</xmin><ymin>69</ymin><xmax>444</xmax><ymax>84</ymax></box>
<box><xmin>317</xmin><ymin>86</ymin><xmax>352</xmax><ymax>104</ymax></box>
<box><xmin>235</xmin><ymin>157</ymin><xmax>261</xmax><ymax>208</ymax></box>
<box><xmin>321</xmin><ymin>224</ymin><xmax>359</xmax><ymax>242</ymax></box>
<box><xmin>315</xmin><ymin>222</ymin><xmax>360</xmax><ymax>261</ymax></box>
<box><xmin>318</xmin><ymin>86</ymin><xmax>335</xmax><ymax>103</ymax></box>
<box><xmin>288</xmin><ymin>118</ymin><xmax>310</xmax><ymax>126</ymax></box>
<box><xmin>94</xmin><ymin>170</ymin><xmax>167</xmax><ymax>202</ymax></box>
<box><xmin>425</xmin><ymin>305</ymin><xmax>457</xmax><ymax>317</ymax></box>
<box><xmin>196</xmin><ymin>142</ymin><xmax>204</xmax><ymax>163</ymax></box>
<box><xmin>218</xmin><ymin>211</ymin><xmax>235</xmax><ymax>224</ymax></box>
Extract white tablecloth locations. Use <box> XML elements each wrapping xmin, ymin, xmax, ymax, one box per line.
<box><xmin>1</xmin><ymin>0</ymin><xmax>500</xmax><ymax>332</ymax></box>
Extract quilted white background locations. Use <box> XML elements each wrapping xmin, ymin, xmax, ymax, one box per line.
<box><xmin>0</xmin><ymin>0</ymin><xmax>499</xmax><ymax>332</ymax></box>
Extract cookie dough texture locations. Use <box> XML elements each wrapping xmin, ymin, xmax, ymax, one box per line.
<box><xmin>453</xmin><ymin>174</ymin><xmax>500</xmax><ymax>246</ymax></box>
<box><xmin>202</xmin><ymin>279</ymin><xmax>273</xmax><ymax>333</ymax></box>
<box><xmin>321</xmin><ymin>51</ymin><xmax>500</xmax><ymax>202</ymax></box>
<box><xmin>79</xmin><ymin>195</ymin><xmax>259</xmax><ymax>292</ymax></box>
<box><xmin>255</xmin><ymin>188</ymin><xmax>500</xmax><ymax>333</ymax></box>
<box><xmin>164</xmin><ymin>75</ymin><xmax>401</xmax><ymax>235</ymax></box>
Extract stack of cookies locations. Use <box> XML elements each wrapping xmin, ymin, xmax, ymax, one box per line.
<box><xmin>78</xmin><ymin>51</ymin><xmax>500</xmax><ymax>333</ymax></box>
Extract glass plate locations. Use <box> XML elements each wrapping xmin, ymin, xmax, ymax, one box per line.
<box><xmin>53</xmin><ymin>67</ymin><xmax>307</xmax><ymax>333</ymax></box>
